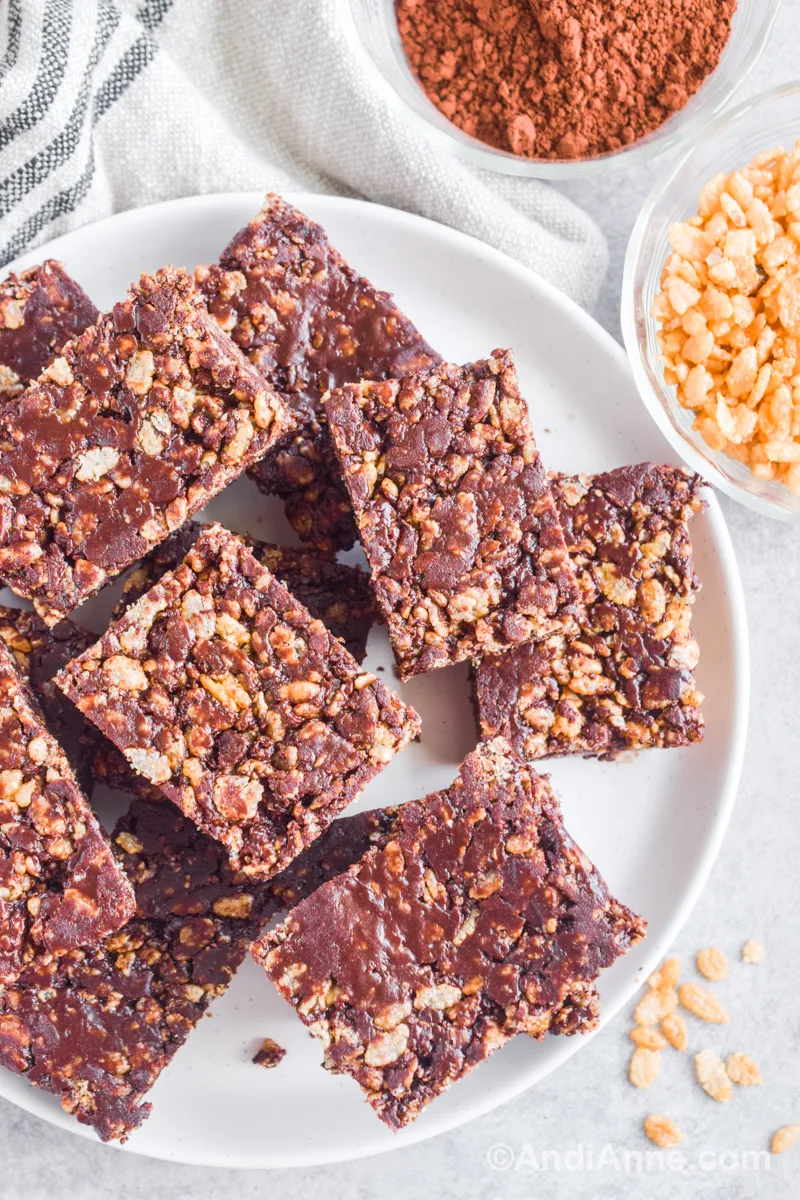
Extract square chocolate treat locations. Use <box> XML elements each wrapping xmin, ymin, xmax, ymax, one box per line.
<box><xmin>473</xmin><ymin>464</ymin><xmax>705</xmax><ymax>760</ymax></box>
<box><xmin>111</xmin><ymin>522</ymin><xmax>377</xmax><ymax>663</ymax></box>
<box><xmin>0</xmin><ymin>605</ymin><xmax>97</xmax><ymax>788</ymax></box>
<box><xmin>325</xmin><ymin>349</ymin><xmax>579</xmax><ymax>679</ymax></box>
<box><xmin>198</xmin><ymin>194</ymin><xmax>440</xmax><ymax>553</ymax></box>
<box><xmin>0</xmin><ymin>796</ymin><xmax>395</xmax><ymax>1142</ymax></box>
<box><xmin>0</xmin><ymin>267</ymin><xmax>296</xmax><ymax>625</ymax></box>
<box><xmin>89</xmin><ymin>523</ymin><xmax>378</xmax><ymax>802</ymax></box>
<box><xmin>55</xmin><ymin>524</ymin><xmax>420</xmax><ymax>880</ymax></box>
<box><xmin>0</xmin><ymin>641</ymin><xmax>134</xmax><ymax>985</ymax></box>
<box><xmin>0</xmin><ymin>261</ymin><xmax>98</xmax><ymax>402</ymax></box>
<box><xmin>255</xmin><ymin>738</ymin><xmax>645</xmax><ymax>1131</ymax></box>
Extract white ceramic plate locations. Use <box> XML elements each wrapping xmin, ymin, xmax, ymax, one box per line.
<box><xmin>0</xmin><ymin>194</ymin><xmax>748</xmax><ymax>1168</ymax></box>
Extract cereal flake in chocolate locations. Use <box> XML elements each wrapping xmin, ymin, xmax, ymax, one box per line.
<box><xmin>252</xmin><ymin>1038</ymin><xmax>286</xmax><ymax>1069</ymax></box>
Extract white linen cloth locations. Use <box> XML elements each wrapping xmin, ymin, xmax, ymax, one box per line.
<box><xmin>0</xmin><ymin>0</ymin><xmax>607</xmax><ymax>307</ymax></box>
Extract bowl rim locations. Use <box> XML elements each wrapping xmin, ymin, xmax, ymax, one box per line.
<box><xmin>340</xmin><ymin>0</ymin><xmax>783</xmax><ymax>179</ymax></box>
<box><xmin>621</xmin><ymin>78</ymin><xmax>800</xmax><ymax>523</ymax></box>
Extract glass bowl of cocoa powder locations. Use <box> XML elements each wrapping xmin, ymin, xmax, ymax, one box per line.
<box><xmin>343</xmin><ymin>0</ymin><xmax>781</xmax><ymax>177</ymax></box>
<box><xmin>623</xmin><ymin>81</ymin><xmax>800</xmax><ymax>521</ymax></box>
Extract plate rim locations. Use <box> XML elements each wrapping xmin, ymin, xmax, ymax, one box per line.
<box><xmin>0</xmin><ymin>191</ymin><xmax>750</xmax><ymax>1168</ymax></box>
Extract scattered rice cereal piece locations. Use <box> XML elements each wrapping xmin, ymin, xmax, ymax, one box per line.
<box><xmin>635</xmin><ymin>987</ymin><xmax>679</xmax><ymax>1026</ymax></box>
<box><xmin>771</xmin><ymin>1125</ymin><xmax>800</xmax><ymax>1155</ymax></box>
<box><xmin>629</xmin><ymin>1047</ymin><xmax>662</xmax><ymax>1089</ymax></box>
<box><xmin>648</xmin><ymin>956</ymin><xmax>681</xmax><ymax>991</ymax></box>
<box><xmin>726</xmin><ymin>1053</ymin><xmax>762</xmax><ymax>1086</ymax></box>
<box><xmin>661</xmin><ymin>1011</ymin><xmax>688</xmax><ymax>1052</ymax></box>
<box><xmin>630</xmin><ymin>1027</ymin><xmax>668</xmax><ymax>1051</ymax></box>
<box><xmin>680</xmin><ymin>982</ymin><xmax>729</xmax><ymax>1024</ymax></box>
<box><xmin>695</xmin><ymin>1048</ymin><xmax>733</xmax><ymax>1102</ymax></box>
<box><xmin>696</xmin><ymin>946</ymin><xmax>728</xmax><ymax>981</ymax></box>
<box><xmin>742</xmin><ymin>939</ymin><xmax>765</xmax><ymax>964</ymax></box>
<box><xmin>644</xmin><ymin>1114</ymin><xmax>683</xmax><ymax>1148</ymax></box>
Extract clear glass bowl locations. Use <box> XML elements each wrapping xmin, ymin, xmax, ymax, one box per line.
<box><xmin>622</xmin><ymin>82</ymin><xmax>800</xmax><ymax>522</ymax></box>
<box><xmin>342</xmin><ymin>0</ymin><xmax>781</xmax><ymax>179</ymax></box>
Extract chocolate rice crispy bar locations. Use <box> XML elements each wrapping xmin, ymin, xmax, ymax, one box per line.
<box><xmin>55</xmin><ymin>524</ymin><xmax>420</xmax><ymax>880</ymax></box>
<box><xmin>325</xmin><ymin>349</ymin><xmax>580</xmax><ymax>680</ymax></box>
<box><xmin>111</xmin><ymin>521</ymin><xmax>377</xmax><ymax>662</ymax></box>
<box><xmin>254</xmin><ymin>738</ymin><xmax>645</xmax><ymax>1131</ymax></box>
<box><xmin>0</xmin><ymin>261</ymin><xmax>98</xmax><ymax>402</ymax></box>
<box><xmin>0</xmin><ymin>641</ymin><xmax>134</xmax><ymax>985</ymax></box>
<box><xmin>0</xmin><ymin>604</ymin><xmax>168</xmax><ymax>806</ymax></box>
<box><xmin>0</xmin><ymin>267</ymin><xmax>296</xmax><ymax>625</ymax></box>
<box><xmin>197</xmin><ymin>194</ymin><xmax>440</xmax><ymax>553</ymax></box>
<box><xmin>0</xmin><ymin>605</ymin><xmax>97</xmax><ymax>787</ymax></box>
<box><xmin>0</xmin><ymin>796</ymin><xmax>398</xmax><ymax>1142</ymax></box>
<box><xmin>90</xmin><ymin>522</ymin><xmax>378</xmax><ymax>801</ymax></box>
<box><xmin>473</xmin><ymin>464</ymin><xmax>705</xmax><ymax>760</ymax></box>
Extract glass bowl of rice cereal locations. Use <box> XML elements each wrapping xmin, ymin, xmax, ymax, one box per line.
<box><xmin>623</xmin><ymin>82</ymin><xmax>800</xmax><ymax>521</ymax></box>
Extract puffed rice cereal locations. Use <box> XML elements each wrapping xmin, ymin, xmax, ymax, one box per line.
<box><xmin>653</xmin><ymin>140</ymin><xmax>800</xmax><ymax>494</ymax></box>
<box><xmin>644</xmin><ymin>1114</ymin><xmax>683</xmax><ymax>1148</ymax></box>
<box><xmin>771</xmin><ymin>1125</ymin><xmax>800</xmax><ymax>1155</ymax></box>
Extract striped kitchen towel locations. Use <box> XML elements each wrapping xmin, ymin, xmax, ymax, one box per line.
<box><xmin>0</xmin><ymin>0</ymin><xmax>608</xmax><ymax>308</ymax></box>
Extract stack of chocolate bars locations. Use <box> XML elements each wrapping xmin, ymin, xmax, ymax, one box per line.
<box><xmin>0</xmin><ymin>196</ymin><xmax>707</xmax><ymax>1142</ymax></box>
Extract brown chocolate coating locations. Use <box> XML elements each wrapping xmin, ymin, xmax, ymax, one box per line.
<box><xmin>0</xmin><ymin>641</ymin><xmax>134</xmax><ymax>985</ymax></box>
<box><xmin>325</xmin><ymin>350</ymin><xmax>580</xmax><ymax>679</ymax></box>
<box><xmin>55</xmin><ymin>524</ymin><xmax>420</xmax><ymax>880</ymax></box>
<box><xmin>474</xmin><ymin>464</ymin><xmax>705</xmax><ymax>760</ymax></box>
<box><xmin>0</xmin><ymin>261</ymin><xmax>98</xmax><ymax>400</ymax></box>
<box><xmin>255</xmin><ymin>739</ymin><xmax>645</xmax><ymax>1131</ymax></box>
<box><xmin>198</xmin><ymin>195</ymin><xmax>440</xmax><ymax>553</ymax></box>
<box><xmin>0</xmin><ymin>797</ymin><xmax>395</xmax><ymax>1142</ymax></box>
<box><xmin>0</xmin><ymin>267</ymin><xmax>296</xmax><ymax>625</ymax></box>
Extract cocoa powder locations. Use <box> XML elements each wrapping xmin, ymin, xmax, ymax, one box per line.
<box><xmin>395</xmin><ymin>0</ymin><xmax>738</xmax><ymax>161</ymax></box>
